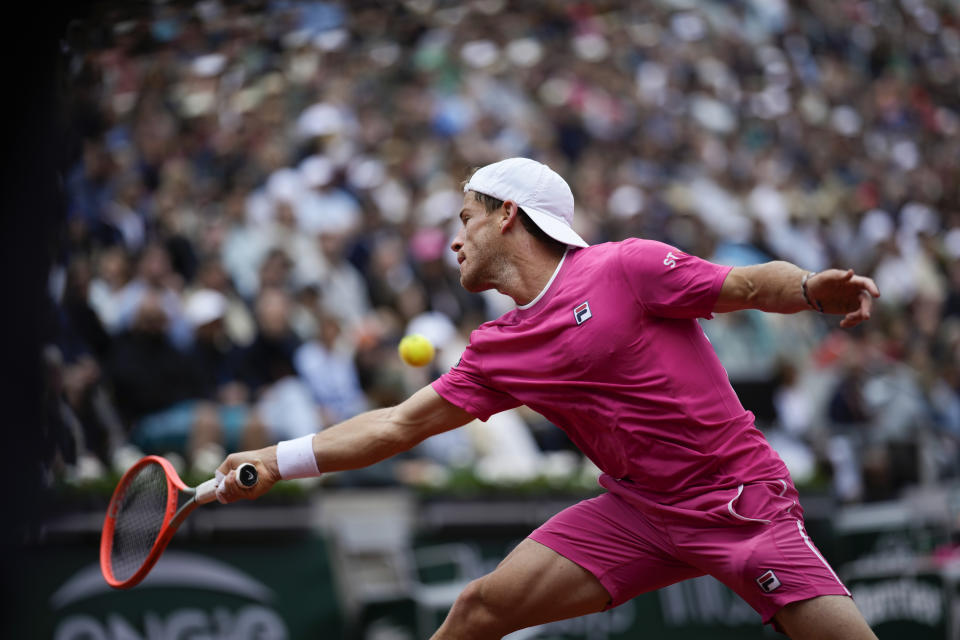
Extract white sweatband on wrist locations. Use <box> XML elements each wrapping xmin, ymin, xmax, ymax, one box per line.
<box><xmin>276</xmin><ymin>434</ymin><xmax>320</xmax><ymax>479</ymax></box>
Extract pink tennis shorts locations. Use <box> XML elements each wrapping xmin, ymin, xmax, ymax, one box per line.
<box><xmin>528</xmin><ymin>475</ymin><xmax>850</xmax><ymax>625</ymax></box>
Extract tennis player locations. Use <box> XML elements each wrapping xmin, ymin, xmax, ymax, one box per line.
<box><xmin>217</xmin><ymin>158</ymin><xmax>880</xmax><ymax>639</ymax></box>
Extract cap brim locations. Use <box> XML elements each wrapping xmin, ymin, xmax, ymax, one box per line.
<box><xmin>524</xmin><ymin>207</ymin><xmax>589</xmax><ymax>248</ymax></box>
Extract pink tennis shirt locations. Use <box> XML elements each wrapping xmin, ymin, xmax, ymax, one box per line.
<box><xmin>432</xmin><ymin>239</ymin><xmax>789</xmax><ymax>502</ymax></box>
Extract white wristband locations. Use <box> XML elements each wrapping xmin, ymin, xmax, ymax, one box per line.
<box><xmin>276</xmin><ymin>434</ymin><xmax>320</xmax><ymax>479</ymax></box>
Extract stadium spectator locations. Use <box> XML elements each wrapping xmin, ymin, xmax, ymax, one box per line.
<box><xmin>238</xmin><ymin>287</ymin><xmax>322</xmax><ymax>442</ymax></box>
<box><xmin>88</xmin><ymin>246</ymin><xmax>132</xmax><ymax>334</ymax></box>
<box><xmin>113</xmin><ymin>242</ymin><xmax>193</xmax><ymax>349</ymax></box>
<box><xmin>107</xmin><ymin>290</ymin><xmax>225</xmax><ymax>461</ymax></box>
<box><xmin>294</xmin><ymin>312</ymin><xmax>368</xmax><ymax>426</ymax></box>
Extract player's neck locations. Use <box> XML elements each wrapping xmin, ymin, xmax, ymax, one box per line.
<box><xmin>502</xmin><ymin>243</ymin><xmax>566</xmax><ymax>306</ymax></box>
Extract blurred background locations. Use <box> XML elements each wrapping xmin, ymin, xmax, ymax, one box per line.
<box><xmin>7</xmin><ymin>0</ymin><xmax>960</xmax><ymax>638</ymax></box>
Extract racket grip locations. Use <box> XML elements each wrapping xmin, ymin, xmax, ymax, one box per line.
<box><xmin>196</xmin><ymin>477</ymin><xmax>220</xmax><ymax>504</ymax></box>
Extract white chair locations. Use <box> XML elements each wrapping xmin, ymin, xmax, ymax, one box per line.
<box><xmin>325</xmin><ymin>512</ymin><xmax>484</xmax><ymax>639</ymax></box>
<box><xmin>327</xmin><ymin>515</ymin><xmax>415</xmax><ymax>635</ymax></box>
<box><xmin>409</xmin><ymin>543</ymin><xmax>483</xmax><ymax>639</ymax></box>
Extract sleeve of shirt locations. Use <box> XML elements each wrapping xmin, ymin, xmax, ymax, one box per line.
<box><xmin>431</xmin><ymin>337</ymin><xmax>521</xmax><ymax>422</ymax></box>
<box><xmin>618</xmin><ymin>238</ymin><xmax>732</xmax><ymax>319</ymax></box>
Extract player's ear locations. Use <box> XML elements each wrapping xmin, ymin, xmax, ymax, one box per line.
<box><xmin>500</xmin><ymin>200</ymin><xmax>519</xmax><ymax>233</ymax></box>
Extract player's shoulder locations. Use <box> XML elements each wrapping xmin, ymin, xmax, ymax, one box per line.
<box><xmin>470</xmin><ymin>310</ymin><xmax>518</xmax><ymax>337</ymax></box>
<box><xmin>568</xmin><ymin>240</ymin><xmax>619</xmax><ymax>263</ymax></box>
<box><xmin>460</xmin><ymin>307</ymin><xmax>508</xmax><ymax>341</ymax></box>
<box><xmin>615</xmin><ymin>237</ymin><xmax>673</xmax><ymax>252</ymax></box>
<box><xmin>570</xmin><ymin>238</ymin><xmax>667</xmax><ymax>266</ymax></box>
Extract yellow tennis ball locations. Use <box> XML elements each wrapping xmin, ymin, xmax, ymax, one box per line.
<box><xmin>398</xmin><ymin>334</ymin><xmax>435</xmax><ymax>367</ymax></box>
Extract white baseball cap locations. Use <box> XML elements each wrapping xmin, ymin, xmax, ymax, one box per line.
<box><xmin>185</xmin><ymin>289</ymin><xmax>227</xmax><ymax>328</ymax></box>
<box><xmin>464</xmin><ymin>158</ymin><xmax>588</xmax><ymax>248</ymax></box>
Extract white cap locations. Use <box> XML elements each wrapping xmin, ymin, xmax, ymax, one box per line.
<box><xmin>191</xmin><ymin>53</ymin><xmax>226</xmax><ymax>77</ymax></box>
<box><xmin>185</xmin><ymin>289</ymin><xmax>227</xmax><ymax>328</ymax></box>
<box><xmin>266</xmin><ymin>168</ymin><xmax>304</xmax><ymax>204</ymax></box>
<box><xmin>299</xmin><ymin>154</ymin><xmax>334</xmax><ymax>188</ymax></box>
<box><xmin>464</xmin><ymin>158</ymin><xmax>588</xmax><ymax>248</ymax></box>
<box><xmin>297</xmin><ymin>102</ymin><xmax>343</xmax><ymax>138</ymax></box>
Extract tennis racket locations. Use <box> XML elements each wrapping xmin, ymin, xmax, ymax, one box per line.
<box><xmin>100</xmin><ymin>455</ymin><xmax>258</xmax><ymax>589</ymax></box>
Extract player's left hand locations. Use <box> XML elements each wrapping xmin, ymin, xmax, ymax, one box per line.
<box><xmin>215</xmin><ymin>447</ymin><xmax>281</xmax><ymax>503</ymax></box>
<box><xmin>805</xmin><ymin>269</ymin><xmax>880</xmax><ymax>328</ymax></box>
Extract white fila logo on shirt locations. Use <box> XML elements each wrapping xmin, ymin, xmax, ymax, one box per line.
<box><xmin>756</xmin><ymin>570</ymin><xmax>782</xmax><ymax>593</ymax></box>
<box><xmin>573</xmin><ymin>301</ymin><xmax>592</xmax><ymax>325</ymax></box>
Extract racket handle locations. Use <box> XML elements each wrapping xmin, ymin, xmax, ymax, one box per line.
<box><xmin>195</xmin><ymin>463</ymin><xmax>259</xmax><ymax>505</ymax></box>
<box><xmin>236</xmin><ymin>463</ymin><xmax>258</xmax><ymax>487</ymax></box>
<box><xmin>196</xmin><ymin>477</ymin><xmax>220</xmax><ymax>504</ymax></box>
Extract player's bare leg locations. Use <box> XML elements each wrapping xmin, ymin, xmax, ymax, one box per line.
<box><xmin>772</xmin><ymin>595</ymin><xmax>877</xmax><ymax>640</ymax></box>
<box><xmin>430</xmin><ymin>538</ymin><xmax>611</xmax><ymax>640</ymax></box>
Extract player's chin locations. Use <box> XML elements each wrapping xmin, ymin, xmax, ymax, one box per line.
<box><xmin>460</xmin><ymin>279</ymin><xmax>493</xmax><ymax>294</ymax></box>
<box><xmin>458</xmin><ymin>273</ymin><xmax>482</xmax><ymax>292</ymax></box>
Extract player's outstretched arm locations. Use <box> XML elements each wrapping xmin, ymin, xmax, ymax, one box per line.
<box><xmin>214</xmin><ymin>386</ymin><xmax>475</xmax><ymax>502</ymax></box>
<box><xmin>715</xmin><ymin>261</ymin><xmax>880</xmax><ymax>328</ymax></box>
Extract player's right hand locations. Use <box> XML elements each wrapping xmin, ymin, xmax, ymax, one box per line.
<box><xmin>806</xmin><ymin>269</ymin><xmax>881</xmax><ymax>328</ymax></box>
<box><xmin>215</xmin><ymin>447</ymin><xmax>281</xmax><ymax>503</ymax></box>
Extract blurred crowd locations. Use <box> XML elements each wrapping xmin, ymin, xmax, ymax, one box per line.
<box><xmin>44</xmin><ymin>0</ymin><xmax>960</xmax><ymax>502</ymax></box>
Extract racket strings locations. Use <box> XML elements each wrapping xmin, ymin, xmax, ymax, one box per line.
<box><xmin>109</xmin><ymin>463</ymin><xmax>170</xmax><ymax>582</ymax></box>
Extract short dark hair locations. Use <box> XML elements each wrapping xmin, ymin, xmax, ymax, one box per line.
<box><xmin>469</xmin><ymin>190</ymin><xmax>566</xmax><ymax>253</ymax></box>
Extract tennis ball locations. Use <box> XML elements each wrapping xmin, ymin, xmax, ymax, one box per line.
<box><xmin>398</xmin><ymin>334</ymin><xmax>435</xmax><ymax>367</ymax></box>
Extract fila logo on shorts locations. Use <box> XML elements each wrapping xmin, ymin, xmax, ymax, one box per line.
<box><xmin>574</xmin><ymin>301</ymin><xmax>592</xmax><ymax>325</ymax></box>
<box><xmin>756</xmin><ymin>570</ymin><xmax>782</xmax><ymax>593</ymax></box>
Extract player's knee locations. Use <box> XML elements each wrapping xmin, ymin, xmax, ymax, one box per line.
<box><xmin>452</xmin><ymin>579</ymin><xmax>499</xmax><ymax>623</ymax></box>
<box><xmin>446</xmin><ymin>577</ymin><xmax>513</xmax><ymax>637</ymax></box>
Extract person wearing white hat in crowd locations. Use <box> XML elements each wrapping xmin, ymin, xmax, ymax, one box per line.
<box><xmin>183</xmin><ymin>289</ymin><xmax>269</xmax><ymax>468</ymax></box>
<box><xmin>215</xmin><ymin>158</ymin><xmax>880</xmax><ymax>639</ymax></box>
<box><xmin>185</xmin><ymin>288</ymin><xmax>243</xmax><ymax>404</ymax></box>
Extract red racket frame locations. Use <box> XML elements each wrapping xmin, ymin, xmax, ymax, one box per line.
<box><xmin>100</xmin><ymin>455</ymin><xmax>190</xmax><ymax>589</ymax></box>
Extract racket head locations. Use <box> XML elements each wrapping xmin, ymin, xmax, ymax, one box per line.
<box><xmin>100</xmin><ymin>455</ymin><xmax>188</xmax><ymax>589</ymax></box>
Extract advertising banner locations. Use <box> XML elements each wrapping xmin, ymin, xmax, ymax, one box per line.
<box><xmin>15</xmin><ymin>537</ymin><xmax>341</xmax><ymax>640</ymax></box>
